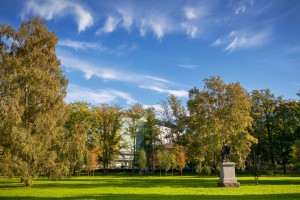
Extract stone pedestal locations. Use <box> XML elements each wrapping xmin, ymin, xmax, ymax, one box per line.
<box><xmin>218</xmin><ymin>162</ymin><xmax>240</xmax><ymax>187</ymax></box>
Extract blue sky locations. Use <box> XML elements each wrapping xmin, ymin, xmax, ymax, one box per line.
<box><xmin>1</xmin><ymin>0</ymin><xmax>300</xmax><ymax>108</ymax></box>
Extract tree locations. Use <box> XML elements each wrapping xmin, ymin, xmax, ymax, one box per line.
<box><xmin>187</xmin><ymin>76</ymin><xmax>256</xmax><ymax>173</ymax></box>
<box><xmin>247</xmin><ymin>150</ymin><xmax>272</xmax><ymax>185</ymax></box>
<box><xmin>170</xmin><ymin>151</ymin><xmax>177</xmax><ymax>176</ymax></box>
<box><xmin>92</xmin><ymin>104</ymin><xmax>122</xmax><ymax>174</ymax></box>
<box><xmin>137</xmin><ymin>149</ymin><xmax>147</xmax><ymax>174</ymax></box>
<box><xmin>124</xmin><ymin>103</ymin><xmax>145</xmax><ymax>173</ymax></box>
<box><xmin>273</xmin><ymin>100</ymin><xmax>300</xmax><ymax>173</ymax></box>
<box><xmin>175</xmin><ymin>145</ymin><xmax>186</xmax><ymax>176</ymax></box>
<box><xmin>160</xmin><ymin>95</ymin><xmax>187</xmax><ymax>145</ymax></box>
<box><xmin>292</xmin><ymin>140</ymin><xmax>300</xmax><ymax>172</ymax></box>
<box><xmin>250</xmin><ymin>89</ymin><xmax>282</xmax><ymax>169</ymax></box>
<box><xmin>0</xmin><ymin>17</ymin><xmax>68</xmax><ymax>186</ymax></box>
<box><xmin>156</xmin><ymin>149</ymin><xmax>163</xmax><ymax>176</ymax></box>
<box><xmin>161</xmin><ymin>151</ymin><xmax>172</xmax><ymax>176</ymax></box>
<box><xmin>140</xmin><ymin>107</ymin><xmax>161</xmax><ymax>170</ymax></box>
<box><xmin>64</xmin><ymin>102</ymin><xmax>93</xmax><ymax>176</ymax></box>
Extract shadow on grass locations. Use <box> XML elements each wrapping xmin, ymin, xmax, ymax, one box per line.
<box><xmin>0</xmin><ymin>193</ymin><xmax>299</xmax><ymax>200</ymax></box>
<box><xmin>1</xmin><ymin>176</ymin><xmax>299</xmax><ymax>190</ymax></box>
<box><xmin>0</xmin><ymin>178</ymin><xmax>218</xmax><ymax>189</ymax></box>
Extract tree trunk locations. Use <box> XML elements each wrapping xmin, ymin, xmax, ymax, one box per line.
<box><xmin>255</xmin><ymin>177</ymin><xmax>259</xmax><ymax>185</ymax></box>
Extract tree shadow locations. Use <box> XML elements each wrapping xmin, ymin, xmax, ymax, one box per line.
<box><xmin>0</xmin><ymin>193</ymin><xmax>299</xmax><ymax>200</ymax></box>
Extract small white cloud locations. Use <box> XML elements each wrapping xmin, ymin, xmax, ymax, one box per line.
<box><xmin>109</xmin><ymin>89</ymin><xmax>137</xmax><ymax>105</ymax></box>
<box><xmin>177</xmin><ymin>64</ymin><xmax>198</xmax><ymax>70</ymax></box>
<box><xmin>96</xmin><ymin>16</ymin><xmax>119</xmax><ymax>35</ymax></box>
<box><xmin>184</xmin><ymin>7</ymin><xmax>198</xmax><ymax>20</ymax></box>
<box><xmin>59</xmin><ymin>39</ymin><xmax>107</xmax><ymax>51</ymax></box>
<box><xmin>211</xmin><ymin>38</ymin><xmax>223</xmax><ymax>46</ymax></box>
<box><xmin>181</xmin><ymin>23</ymin><xmax>198</xmax><ymax>38</ymax></box>
<box><xmin>139</xmin><ymin>85</ymin><xmax>188</xmax><ymax>97</ymax></box>
<box><xmin>224</xmin><ymin>30</ymin><xmax>271</xmax><ymax>52</ymax></box>
<box><xmin>233</xmin><ymin>0</ymin><xmax>255</xmax><ymax>15</ymax></box>
<box><xmin>22</xmin><ymin>0</ymin><xmax>93</xmax><ymax>32</ymax></box>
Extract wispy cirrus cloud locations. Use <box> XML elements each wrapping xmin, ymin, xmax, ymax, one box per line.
<box><xmin>183</xmin><ymin>7</ymin><xmax>198</xmax><ymax>20</ymax></box>
<box><xmin>59</xmin><ymin>39</ymin><xmax>107</xmax><ymax>51</ymax></box>
<box><xmin>96</xmin><ymin>16</ymin><xmax>119</xmax><ymax>35</ymax></box>
<box><xmin>212</xmin><ymin>29</ymin><xmax>271</xmax><ymax>52</ymax></box>
<box><xmin>22</xmin><ymin>0</ymin><xmax>93</xmax><ymax>32</ymax></box>
<box><xmin>58</xmin><ymin>52</ymin><xmax>187</xmax><ymax>98</ymax></box>
<box><xmin>95</xmin><ymin>1</ymin><xmax>213</xmax><ymax>40</ymax></box>
<box><xmin>66</xmin><ymin>84</ymin><xmax>136</xmax><ymax>105</ymax></box>
<box><xmin>232</xmin><ymin>0</ymin><xmax>255</xmax><ymax>15</ymax></box>
<box><xmin>177</xmin><ymin>64</ymin><xmax>198</xmax><ymax>70</ymax></box>
<box><xmin>139</xmin><ymin>85</ymin><xmax>188</xmax><ymax>97</ymax></box>
<box><xmin>58</xmin><ymin>52</ymin><xmax>170</xmax><ymax>85</ymax></box>
<box><xmin>58</xmin><ymin>39</ymin><xmax>138</xmax><ymax>56</ymax></box>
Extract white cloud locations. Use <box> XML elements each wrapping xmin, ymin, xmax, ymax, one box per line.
<box><xmin>211</xmin><ymin>38</ymin><xmax>223</xmax><ymax>46</ymax></box>
<box><xmin>233</xmin><ymin>0</ymin><xmax>255</xmax><ymax>15</ymax></box>
<box><xmin>139</xmin><ymin>85</ymin><xmax>188</xmax><ymax>97</ymax></box>
<box><xmin>94</xmin><ymin>1</ymin><xmax>213</xmax><ymax>40</ymax></box>
<box><xmin>59</xmin><ymin>39</ymin><xmax>107</xmax><ymax>51</ymax></box>
<box><xmin>177</xmin><ymin>64</ymin><xmax>198</xmax><ymax>70</ymax></box>
<box><xmin>181</xmin><ymin>23</ymin><xmax>198</xmax><ymax>38</ymax></box>
<box><xmin>58</xmin><ymin>52</ymin><xmax>170</xmax><ymax>85</ymax></box>
<box><xmin>22</xmin><ymin>0</ymin><xmax>93</xmax><ymax>32</ymax></box>
<box><xmin>109</xmin><ymin>89</ymin><xmax>136</xmax><ymax>105</ymax></box>
<box><xmin>96</xmin><ymin>16</ymin><xmax>119</xmax><ymax>35</ymax></box>
<box><xmin>224</xmin><ymin>30</ymin><xmax>271</xmax><ymax>52</ymax></box>
<box><xmin>66</xmin><ymin>84</ymin><xmax>136</xmax><ymax>105</ymax></box>
<box><xmin>184</xmin><ymin>7</ymin><xmax>198</xmax><ymax>20</ymax></box>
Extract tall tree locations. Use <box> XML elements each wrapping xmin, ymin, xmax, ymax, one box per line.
<box><xmin>187</xmin><ymin>76</ymin><xmax>256</xmax><ymax>172</ymax></box>
<box><xmin>64</xmin><ymin>102</ymin><xmax>93</xmax><ymax>176</ymax></box>
<box><xmin>140</xmin><ymin>107</ymin><xmax>161</xmax><ymax>170</ymax></box>
<box><xmin>92</xmin><ymin>104</ymin><xmax>123</xmax><ymax>174</ymax></box>
<box><xmin>273</xmin><ymin>100</ymin><xmax>300</xmax><ymax>173</ymax></box>
<box><xmin>124</xmin><ymin>103</ymin><xmax>145</xmax><ymax>173</ymax></box>
<box><xmin>250</xmin><ymin>89</ymin><xmax>282</xmax><ymax>168</ymax></box>
<box><xmin>0</xmin><ymin>17</ymin><xmax>68</xmax><ymax>186</ymax></box>
<box><xmin>160</xmin><ymin>95</ymin><xmax>187</xmax><ymax>145</ymax></box>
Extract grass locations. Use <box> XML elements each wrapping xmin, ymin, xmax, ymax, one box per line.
<box><xmin>0</xmin><ymin>174</ymin><xmax>300</xmax><ymax>199</ymax></box>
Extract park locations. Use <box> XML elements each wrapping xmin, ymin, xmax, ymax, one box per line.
<box><xmin>1</xmin><ymin>1</ymin><xmax>300</xmax><ymax>199</ymax></box>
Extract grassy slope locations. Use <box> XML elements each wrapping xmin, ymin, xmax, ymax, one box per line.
<box><xmin>0</xmin><ymin>174</ymin><xmax>299</xmax><ymax>200</ymax></box>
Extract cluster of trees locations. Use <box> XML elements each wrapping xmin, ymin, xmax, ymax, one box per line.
<box><xmin>1</xmin><ymin>17</ymin><xmax>300</xmax><ymax>187</ymax></box>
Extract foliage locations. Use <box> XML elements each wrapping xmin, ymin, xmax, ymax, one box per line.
<box><xmin>140</xmin><ymin>107</ymin><xmax>161</xmax><ymax>169</ymax></box>
<box><xmin>160</xmin><ymin>94</ymin><xmax>187</xmax><ymax>145</ymax></box>
<box><xmin>292</xmin><ymin>140</ymin><xmax>300</xmax><ymax>172</ymax></box>
<box><xmin>0</xmin><ymin>17</ymin><xmax>68</xmax><ymax>186</ymax></box>
<box><xmin>137</xmin><ymin>148</ymin><xmax>147</xmax><ymax>171</ymax></box>
<box><xmin>64</xmin><ymin>102</ymin><xmax>93</xmax><ymax>176</ymax></box>
<box><xmin>175</xmin><ymin>145</ymin><xmax>186</xmax><ymax>176</ymax></box>
<box><xmin>124</xmin><ymin>103</ymin><xmax>145</xmax><ymax>173</ymax></box>
<box><xmin>156</xmin><ymin>149</ymin><xmax>163</xmax><ymax>176</ymax></box>
<box><xmin>187</xmin><ymin>76</ymin><xmax>256</xmax><ymax>171</ymax></box>
<box><xmin>273</xmin><ymin>100</ymin><xmax>300</xmax><ymax>173</ymax></box>
<box><xmin>92</xmin><ymin>104</ymin><xmax>123</xmax><ymax>174</ymax></box>
<box><xmin>250</xmin><ymin>89</ymin><xmax>282</xmax><ymax>169</ymax></box>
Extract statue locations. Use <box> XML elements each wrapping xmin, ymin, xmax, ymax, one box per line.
<box><xmin>221</xmin><ymin>142</ymin><xmax>231</xmax><ymax>162</ymax></box>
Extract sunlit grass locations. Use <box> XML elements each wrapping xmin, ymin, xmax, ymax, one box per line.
<box><xmin>0</xmin><ymin>174</ymin><xmax>299</xmax><ymax>199</ymax></box>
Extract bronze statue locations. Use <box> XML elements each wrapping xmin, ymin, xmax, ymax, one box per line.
<box><xmin>221</xmin><ymin>142</ymin><xmax>231</xmax><ymax>162</ymax></box>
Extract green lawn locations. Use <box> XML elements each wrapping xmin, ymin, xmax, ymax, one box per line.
<box><xmin>0</xmin><ymin>174</ymin><xmax>299</xmax><ymax>199</ymax></box>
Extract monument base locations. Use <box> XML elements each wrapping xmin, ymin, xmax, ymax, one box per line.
<box><xmin>218</xmin><ymin>162</ymin><xmax>240</xmax><ymax>188</ymax></box>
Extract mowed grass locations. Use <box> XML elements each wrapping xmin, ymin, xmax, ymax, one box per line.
<box><xmin>0</xmin><ymin>174</ymin><xmax>300</xmax><ymax>200</ymax></box>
